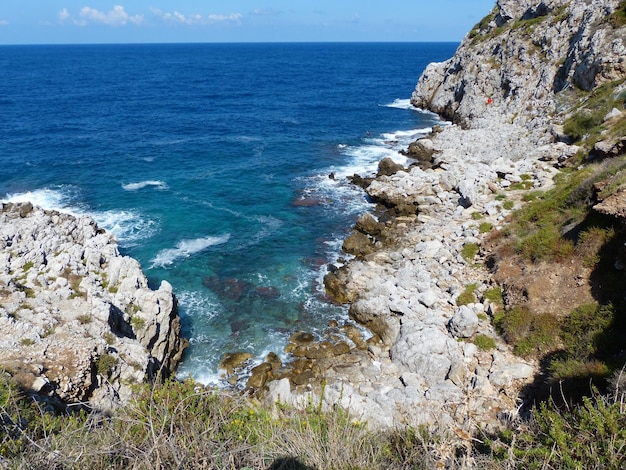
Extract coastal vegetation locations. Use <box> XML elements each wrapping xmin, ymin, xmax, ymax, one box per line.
<box><xmin>484</xmin><ymin>76</ymin><xmax>626</xmax><ymax>415</ymax></box>
<box><xmin>1</xmin><ymin>371</ymin><xmax>625</xmax><ymax>468</ymax></box>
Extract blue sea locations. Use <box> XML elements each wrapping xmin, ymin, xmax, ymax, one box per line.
<box><xmin>0</xmin><ymin>42</ymin><xmax>457</xmax><ymax>383</ymax></box>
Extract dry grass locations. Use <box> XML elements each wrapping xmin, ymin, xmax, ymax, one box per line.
<box><xmin>2</xmin><ymin>371</ymin><xmax>626</xmax><ymax>469</ymax></box>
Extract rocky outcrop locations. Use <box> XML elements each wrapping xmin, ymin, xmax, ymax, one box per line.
<box><xmin>412</xmin><ymin>0</ymin><xmax>626</xmax><ymax>134</ymax></box>
<box><xmin>0</xmin><ymin>202</ymin><xmax>187</xmax><ymax>410</ymax></box>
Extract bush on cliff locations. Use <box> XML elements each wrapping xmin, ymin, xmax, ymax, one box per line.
<box><xmin>3</xmin><ymin>371</ymin><xmax>626</xmax><ymax>468</ymax></box>
<box><xmin>480</xmin><ymin>389</ymin><xmax>626</xmax><ymax>468</ymax></box>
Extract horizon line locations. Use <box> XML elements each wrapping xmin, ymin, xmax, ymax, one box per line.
<box><xmin>0</xmin><ymin>39</ymin><xmax>462</xmax><ymax>47</ymax></box>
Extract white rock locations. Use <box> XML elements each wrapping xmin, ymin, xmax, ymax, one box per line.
<box><xmin>489</xmin><ymin>363</ymin><xmax>535</xmax><ymax>388</ymax></box>
<box><xmin>417</xmin><ymin>290</ymin><xmax>438</xmax><ymax>308</ymax></box>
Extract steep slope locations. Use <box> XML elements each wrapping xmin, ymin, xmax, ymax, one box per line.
<box><xmin>412</xmin><ymin>0</ymin><xmax>626</xmax><ymax>137</ymax></box>
<box><xmin>412</xmin><ymin>0</ymin><xmax>626</xmax><ymax>400</ymax></box>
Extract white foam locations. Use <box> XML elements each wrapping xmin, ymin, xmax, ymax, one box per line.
<box><xmin>3</xmin><ymin>187</ymin><xmax>158</xmax><ymax>245</ymax></box>
<box><xmin>122</xmin><ymin>180</ymin><xmax>169</xmax><ymax>191</ymax></box>
<box><xmin>384</xmin><ymin>98</ymin><xmax>415</xmax><ymax>110</ymax></box>
<box><xmin>93</xmin><ymin>209</ymin><xmax>158</xmax><ymax>246</ymax></box>
<box><xmin>177</xmin><ymin>290</ymin><xmax>220</xmax><ymax>319</ymax></box>
<box><xmin>338</xmin><ymin>144</ymin><xmax>408</xmax><ymax>177</ymax></box>
<box><xmin>150</xmin><ymin>234</ymin><xmax>231</xmax><ymax>268</ymax></box>
<box><xmin>381</xmin><ymin>128</ymin><xmax>432</xmax><ymax>141</ymax></box>
<box><xmin>2</xmin><ymin>188</ymin><xmax>77</xmax><ymax>214</ymax></box>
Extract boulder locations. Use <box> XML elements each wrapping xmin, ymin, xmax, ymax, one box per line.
<box><xmin>448</xmin><ymin>305</ymin><xmax>479</xmax><ymax>338</ymax></box>
<box><xmin>404</xmin><ymin>139</ymin><xmax>436</xmax><ymax>166</ymax></box>
<box><xmin>342</xmin><ymin>231</ymin><xmax>376</xmax><ymax>258</ymax></box>
<box><xmin>377</xmin><ymin>157</ymin><xmax>405</xmax><ymax>177</ymax></box>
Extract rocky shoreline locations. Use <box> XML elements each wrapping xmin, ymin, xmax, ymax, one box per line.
<box><xmin>1</xmin><ymin>0</ymin><xmax>623</xmax><ymax>437</ymax></box>
<box><xmin>257</xmin><ymin>121</ymin><xmax>552</xmax><ymax>431</ymax></box>
<box><xmin>250</xmin><ymin>0</ymin><xmax>626</xmax><ymax>433</ymax></box>
<box><xmin>0</xmin><ymin>202</ymin><xmax>187</xmax><ymax>411</ymax></box>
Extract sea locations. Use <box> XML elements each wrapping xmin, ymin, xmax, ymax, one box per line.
<box><xmin>0</xmin><ymin>42</ymin><xmax>458</xmax><ymax>384</ymax></box>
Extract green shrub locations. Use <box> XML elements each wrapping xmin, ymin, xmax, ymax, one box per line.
<box><xmin>461</xmin><ymin>243</ymin><xmax>480</xmax><ymax>262</ymax></box>
<box><xmin>131</xmin><ymin>316</ymin><xmax>146</xmax><ymax>330</ymax></box>
<box><xmin>483</xmin><ymin>287</ymin><xmax>503</xmax><ymax>305</ymax></box>
<box><xmin>606</xmin><ymin>1</ymin><xmax>626</xmax><ymax>27</ymax></box>
<box><xmin>549</xmin><ymin>358</ymin><xmax>610</xmax><ymax>382</ymax></box>
<box><xmin>508</xmin><ymin>181</ymin><xmax>534</xmax><ymax>191</ymax></box>
<box><xmin>560</xmin><ymin>303</ymin><xmax>615</xmax><ymax>360</ymax></box>
<box><xmin>517</xmin><ymin>225</ymin><xmax>575</xmax><ymax>262</ymax></box>
<box><xmin>96</xmin><ymin>353</ymin><xmax>118</xmax><ymax>377</ymax></box>
<box><xmin>457</xmin><ymin>283</ymin><xmax>478</xmax><ymax>306</ymax></box>
<box><xmin>564</xmin><ymin>111</ymin><xmax>601</xmax><ymax>142</ymax></box>
<box><xmin>474</xmin><ymin>334</ymin><xmax>496</xmax><ymax>351</ymax></box>
<box><xmin>77</xmin><ymin>314</ymin><xmax>92</xmax><ymax>325</ymax></box>
<box><xmin>521</xmin><ymin>191</ymin><xmax>541</xmax><ymax>202</ymax></box>
<box><xmin>103</xmin><ymin>332</ymin><xmax>116</xmax><ymax>345</ymax></box>
<box><xmin>471</xmin><ymin>211</ymin><xmax>484</xmax><ymax>220</ymax></box>
<box><xmin>495</xmin><ymin>307</ymin><xmax>559</xmax><ymax>358</ymax></box>
<box><xmin>515</xmin><ymin>393</ymin><xmax>626</xmax><ymax>468</ymax></box>
<box><xmin>502</xmin><ymin>200</ymin><xmax>514</xmax><ymax>210</ymax></box>
<box><xmin>478</xmin><ymin>222</ymin><xmax>493</xmax><ymax>233</ymax></box>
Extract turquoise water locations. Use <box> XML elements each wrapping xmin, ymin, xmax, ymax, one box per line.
<box><xmin>0</xmin><ymin>42</ymin><xmax>457</xmax><ymax>383</ymax></box>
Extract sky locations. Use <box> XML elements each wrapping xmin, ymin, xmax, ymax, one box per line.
<box><xmin>0</xmin><ymin>1</ymin><xmax>496</xmax><ymax>45</ymax></box>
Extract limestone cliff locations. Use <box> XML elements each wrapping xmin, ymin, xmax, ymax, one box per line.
<box><xmin>412</xmin><ymin>0</ymin><xmax>626</xmax><ymax>136</ymax></box>
<box><xmin>0</xmin><ymin>202</ymin><xmax>187</xmax><ymax>410</ymax></box>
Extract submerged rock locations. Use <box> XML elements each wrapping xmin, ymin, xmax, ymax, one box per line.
<box><xmin>219</xmin><ymin>351</ymin><xmax>254</xmax><ymax>375</ymax></box>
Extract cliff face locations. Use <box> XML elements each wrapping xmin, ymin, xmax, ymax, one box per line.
<box><xmin>0</xmin><ymin>202</ymin><xmax>187</xmax><ymax>410</ymax></box>
<box><xmin>412</xmin><ymin>0</ymin><xmax>626</xmax><ymax>136</ymax></box>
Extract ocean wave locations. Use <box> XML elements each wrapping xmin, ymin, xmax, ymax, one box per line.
<box><xmin>383</xmin><ymin>98</ymin><xmax>415</xmax><ymax>109</ymax></box>
<box><xmin>2</xmin><ymin>187</ymin><xmax>77</xmax><ymax>214</ymax></box>
<box><xmin>150</xmin><ymin>234</ymin><xmax>231</xmax><ymax>268</ymax></box>
<box><xmin>93</xmin><ymin>209</ymin><xmax>158</xmax><ymax>246</ymax></box>
<box><xmin>2</xmin><ymin>187</ymin><xmax>158</xmax><ymax>246</ymax></box>
<box><xmin>339</xmin><ymin>144</ymin><xmax>409</xmax><ymax>177</ymax></box>
<box><xmin>177</xmin><ymin>290</ymin><xmax>220</xmax><ymax>320</ymax></box>
<box><xmin>381</xmin><ymin>128</ymin><xmax>432</xmax><ymax>142</ymax></box>
<box><xmin>122</xmin><ymin>180</ymin><xmax>169</xmax><ymax>191</ymax></box>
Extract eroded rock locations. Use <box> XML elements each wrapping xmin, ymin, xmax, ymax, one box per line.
<box><xmin>0</xmin><ymin>203</ymin><xmax>187</xmax><ymax>410</ymax></box>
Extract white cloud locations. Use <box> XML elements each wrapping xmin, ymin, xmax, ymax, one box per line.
<box><xmin>80</xmin><ymin>5</ymin><xmax>143</xmax><ymax>26</ymax></box>
<box><xmin>252</xmin><ymin>8</ymin><xmax>281</xmax><ymax>16</ymax></box>
<box><xmin>207</xmin><ymin>13</ymin><xmax>242</xmax><ymax>23</ymax></box>
<box><xmin>0</xmin><ymin>20</ymin><xmax>9</xmax><ymax>26</ymax></box>
<box><xmin>58</xmin><ymin>8</ymin><xmax>70</xmax><ymax>21</ymax></box>
<box><xmin>59</xmin><ymin>5</ymin><xmax>143</xmax><ymax>27</ymax></box>
<box><xmin>151</xmin><ymin>8</ymin><xmax>242</xmax><ymax>25</ymax></box>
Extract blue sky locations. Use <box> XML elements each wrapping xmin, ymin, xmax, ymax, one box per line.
<box><xmin>0</xmin><ymin>1</ymin><xmax>496</xmax><ymax>44</ymax></box>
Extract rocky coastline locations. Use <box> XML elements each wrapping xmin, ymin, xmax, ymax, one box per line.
<box><xmin>1</xmin><ymin>0</ymin><xmax>624</xmax><ymax>437</ymax></box>
<box><xmin>248</xmin><ymin>0</ymin><xmax>626</xmax><ymax>434</ymax></box>
<box><xmin>0</xmin><ymin>202</ymin><xmax>187</xmax><ymax>411</ymax></box>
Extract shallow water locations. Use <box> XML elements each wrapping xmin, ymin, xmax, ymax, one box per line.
<box><xmin>0</xmin><ymin>42</ymin><xmax>458</xmax><ymax>383</ymax></box>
